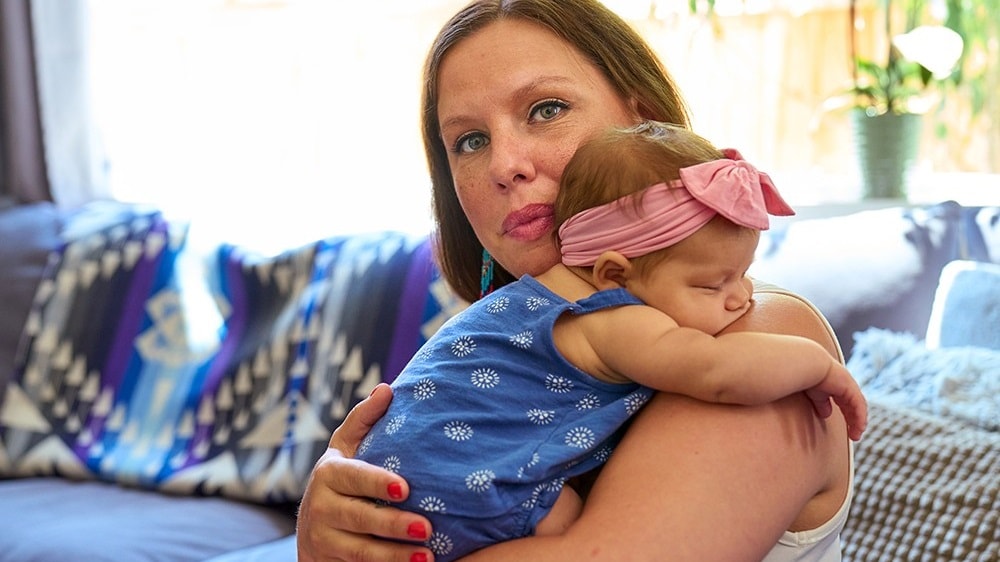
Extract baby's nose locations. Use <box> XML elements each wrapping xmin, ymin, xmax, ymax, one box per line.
<box><xmin>726</xmin><ymin>280</ymin><xmax>753</xmax><ymax>311</ymax></box>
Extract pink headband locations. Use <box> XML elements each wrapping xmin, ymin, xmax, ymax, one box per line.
<box><xmin>558</xmin><ymin>148</ymin><xmax>794</xmax><ymax>266</ymax></box>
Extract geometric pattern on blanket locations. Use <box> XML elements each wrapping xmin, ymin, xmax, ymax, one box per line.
<box><xmin>842</xmin><ymin>401</ymin><xmax>1000</xmax><ymax>562</ymax></box>
<box><xmin>0</xmin><ymin>210</ymin><xmax>188</xmax><ymax>483</ymax></box>
<box><xmin>176</xmin><ymin>232</ymin><xmax>463</xmax><ymax>503</ymax></box>
<box><xmin>0</xmin><ymin>226</ymin><xmax>465</xmax><ymax>505</ymax></box>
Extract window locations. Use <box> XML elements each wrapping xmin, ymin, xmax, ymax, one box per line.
<box><xmin>88</xmin><ymin>1</ymin><xmax>998</xmax><ymax>253</ymax></box>
<box><xmin>90</xmin><ymin>0</ymin><xmax>462</xmax><ymax>252</ymax></box>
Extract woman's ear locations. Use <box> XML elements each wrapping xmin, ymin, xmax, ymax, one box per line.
<box><xmin>593</xmin><ymin>251</ymin><xmax>631</xmax><ymax>290</ymax></box>
<box><xmin>628</xmin><ymin>96</ymin><xmax>646</xmax><ymax>122</ymax></box>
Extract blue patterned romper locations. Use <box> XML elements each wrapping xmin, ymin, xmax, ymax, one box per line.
<box><xmin>356</xmin><ymin>275</ymin><xmax>654</xmax><ymax>560</ymax></box>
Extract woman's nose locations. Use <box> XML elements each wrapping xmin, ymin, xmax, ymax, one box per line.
<box><xmin>488</xmin><ymin>132</ymin><xmax>535</xmax><ymax>189</ymax></box>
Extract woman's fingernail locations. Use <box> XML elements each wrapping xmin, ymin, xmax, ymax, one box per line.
<box><xmin>388</xmin><ymin>482</ymin><xmax>404</xmax><ymax>500</ymax></box>
<box><xmin>407</xmin><ymin>522</ymin><xmax>428</xmax><ymax>539</ymax></box>
<box><xmin>410</xmin><ymin>553</ymin><xmax>428</xmax><ymax>562</ymax></box>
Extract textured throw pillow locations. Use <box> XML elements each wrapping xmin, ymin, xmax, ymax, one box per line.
<box><xmin>925</xmin><ymin>260</ymin><xmax>1000</xmax><ymax>351</ymax></box>
<box><xmin>847</xmin><ymin>327</ymin><xmax>1000</xmax><ymax>431</ymax></box>
<box><xmin>843</xmin><ymin>400</ymin><xmax>1000</xmax><ymax>562</ymax></box>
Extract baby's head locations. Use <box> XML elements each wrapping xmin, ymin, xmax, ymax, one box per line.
<box><xmin>555</xmin><ymin>121</ymin><xmax>793</xmax><ymax>333</ymax></box>
<box><xmin>556</xmin><ymin>122</ymin><xmax>764</xmax><ymax>272</ymax></box>
<box><xmin>555</xmin><ymin>122</ymin><xmax>721</xmax><ymax>231</ymax></box>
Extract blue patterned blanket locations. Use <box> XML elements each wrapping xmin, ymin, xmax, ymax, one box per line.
<box><xmin>0</xmin><ymin>211</ymin><xmax>465</xmax><ymax>503</ymax></box>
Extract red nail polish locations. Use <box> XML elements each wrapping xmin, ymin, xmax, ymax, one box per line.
<box><xmin>407</xmin><ymin>522</ymin><xmax>428</xmax><ymax>539</ymax></box>
<box><xmin>410</xmin><ymin>553</ymin><xmax>428</xmax><ymax>562</ymax></box>
<box><xmin>388</xmin><ymin>482</ymin><xmax>403</xmax><ymax>500</ymax></box>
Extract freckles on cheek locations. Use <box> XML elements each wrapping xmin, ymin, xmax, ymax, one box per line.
<box><xmin>450</xmin><ymin>161</ymin><xmax>479</xmax><ymax>199</ymax></box>
<box><xmin>554</xmin><ymin>149</ymin><xmax>576</xmax><ymax>177</ymax></box>
<box><xmin>553</xmin><ymin>139</ymin><xmax>586</xmax><ymax>181</ymax></box>
<box><xmin>452</xmin><ymin>161</ymin><xmax>490</xmax><ymax>214</ymax></box>
<box><xmin>453</xmin><ymin>179</ymin><xmax>489</xmax><ymax>228</ymax></box>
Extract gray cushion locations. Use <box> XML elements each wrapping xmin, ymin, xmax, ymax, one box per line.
<box><xmin>751</xmin><ymin>201</ymin><xmax>998</xmax><ymax>358</ymax></box>
<box><xmin>0</xmin><ymin>478</ymin><xmax>295</xmax><ymax>562</ymax></box>
<box><xmin>203</xmin><ymin>535</ymin><xmax>296</xmax><ymax>562</ymax></box>
<box><xmin>0</xmin><ymin>202</ymin><xmax>61</xmax><ymax>392</ymax></box>
<box><xmin>926</xmin><ymin>259</ymin><xmax>1000</xmax><ymax>351</ymax></box>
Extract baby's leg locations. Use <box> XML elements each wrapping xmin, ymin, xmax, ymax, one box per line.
<box><xmin>534</xmin><ymin>486</ymin><xmax>583</xmax><ymax>536</ymax></box>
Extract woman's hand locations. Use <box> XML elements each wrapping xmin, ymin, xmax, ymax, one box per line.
<box><xmin>296</xmin><ymin>383</ymin><xmax>434</xmax><ymax>562</ymax></box>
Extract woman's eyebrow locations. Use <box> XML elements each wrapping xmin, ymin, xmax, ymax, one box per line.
<box><xmin>439</xmin><ymin>76</ymin><xmax>576</xmax><ymax>133</ymax></box>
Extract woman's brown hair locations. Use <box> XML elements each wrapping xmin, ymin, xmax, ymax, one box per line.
<box><xmin>422</xmin><ymin>0</ymin><xmax>692</xmax><ymax>303</ymax></box>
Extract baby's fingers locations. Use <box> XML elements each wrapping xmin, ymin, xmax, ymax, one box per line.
<box><xmin>835</xmin><ymin>392</ymin><xmax>868</xmax><ymax>441</ymax></box>
<box><xmin>805</xmin><ymin>389</ymin><xmax>833</xmax><ymax>419</ymax></box>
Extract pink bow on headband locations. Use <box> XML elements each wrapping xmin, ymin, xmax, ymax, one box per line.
<box><xmin>558</xmin><ymin>148</ymin><xmax>794</xmax><ymax>266</ymax></box>
<box><xmin>682</xmin><ymin>148</ymin><xmax>794</xmax><ymax>230</ymax></box>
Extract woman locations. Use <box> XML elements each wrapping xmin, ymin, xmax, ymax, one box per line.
<box><xmin>297</xmin><ymin>1</ymin><xmax>854</xmax><ymax>561</ymax></box>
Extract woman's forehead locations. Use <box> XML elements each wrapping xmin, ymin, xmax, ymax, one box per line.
<box><xmin>436</xmin><ymin>19</ymin><xmax>610</xmax><ymax>117</ymax></box>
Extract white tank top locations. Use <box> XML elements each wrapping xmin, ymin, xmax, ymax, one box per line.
<box><xmin>752</xmin><ymin>280</ymin><xmax>856</xmax><ymax>562</ymax></box>
<box><xmin>761</xmin><ymin>443</ymin><xmax>855</xmax><ymax>562</ymax></box>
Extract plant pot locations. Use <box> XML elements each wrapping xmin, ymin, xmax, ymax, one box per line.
<box><xmin>850</xmin><ymin>110</ymin><xmax>922</xmax><ymax>199</ymax></box>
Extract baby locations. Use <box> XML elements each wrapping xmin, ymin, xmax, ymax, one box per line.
<box><xmin>356</xmin><ymin>121</ymin><xmax>866</xmax><ymax>560</ymax></box>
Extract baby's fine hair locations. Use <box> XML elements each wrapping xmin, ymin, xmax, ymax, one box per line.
<box><xmin>554</xmin><ymin>122</ymin><xmax>723</xmax><ymax>228</ymax></box>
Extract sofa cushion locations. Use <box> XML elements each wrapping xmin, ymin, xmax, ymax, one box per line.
<box><xmin>167</xmin><ymin>232</ymin><xmax>464</xmax><ymax>503</ymax></box>
<box><xmin>0</xmin><ymin>477</ymin><xmax>294</xmax><ymax>562</ymax></box>
<box><xmin>0</xmin><ymin>202</ymin><xmax>61</xmax><ymax>392</ymax></box>
<box><xmin>842</xmin><ymin>401</ymin><xmax>999</xmax><ymax>562</ymax></box>
<box><xmin>926</xmin><ymin>259</ymin><xmax>1000</xmax><ymax>351</ymax></box>
<box><xmin>202</xmin><ymin>535</ymin><xmax>297</xmax><ymax>562</ymax></box>
<box><xmin>751</xmin><ymin>201</ymin><xmax>999</xmax><ymax>358</ymax></box>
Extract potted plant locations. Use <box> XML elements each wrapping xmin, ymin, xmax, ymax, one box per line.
<box><xmin>842</xmin><ymin>0</ymin><xmax>964</xmax><ymax>199</ymax></box>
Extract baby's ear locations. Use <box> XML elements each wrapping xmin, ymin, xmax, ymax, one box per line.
<box><xmin>592</xmin><ymin>251</ymin><xmax>631</xmax><ymax>290</ymax></box>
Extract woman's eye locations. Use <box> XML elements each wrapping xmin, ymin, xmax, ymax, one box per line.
<box><xmin>454</xmin><ymin>132</ymin><xmax>489</xmax><ymax>154</ymax></box>
<box><xmin>529</xmin><ymin>99</ymin><xmax>568</xmax><ymax>122</ymax></box>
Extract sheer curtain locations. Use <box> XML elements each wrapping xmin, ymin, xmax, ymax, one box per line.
<box><xmin>87</xmin><ymin>0</ymin><xmax>857</xmax><ymax>254</ymax></box>
<box><xmin>30</xmin><ymin>0</ymin><xmax>109</xmax><ymax>207</ymax></box>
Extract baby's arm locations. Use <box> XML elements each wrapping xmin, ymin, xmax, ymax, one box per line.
<box><xmin>591</xmin><ymin>306</ymin><xmax>867</xmax><ymax>440</ymax></box>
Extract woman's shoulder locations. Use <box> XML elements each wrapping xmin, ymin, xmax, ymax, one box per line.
<box><xmin>745</xmin><ymin>278</ymin><xmax>844</xmax><ymax>362</ymax></box>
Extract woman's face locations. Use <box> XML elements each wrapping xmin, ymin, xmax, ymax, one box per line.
<box><xmin>436</xmin><ymin>19</ymin><xmax>640</xmax><ymax>278</ymax></box>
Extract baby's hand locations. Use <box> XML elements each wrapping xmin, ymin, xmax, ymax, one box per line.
<box><xmin>804</xmin><ymin>362</ymin><xmax>868</xmax><ymax>441</ymax></box>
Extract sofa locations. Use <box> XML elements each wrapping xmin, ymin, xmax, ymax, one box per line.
<box><xmin>0</xmin><ymin>197</ymin><xmax>997</xmax><ymax>561</ymax></box>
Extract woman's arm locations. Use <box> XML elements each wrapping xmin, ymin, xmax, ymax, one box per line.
<box><xmin>296</xmin><ymin>384</ymin><xmax>434</xmax><ymax>562</ymax></box>
<box><xmin>296</xmin><ymin>290</ymin><xmax>853</xmax><ymax>562</ymax></box>
<box><xmin>460</xmin><ymin>291</ymin><xmax>853</xmax><ymax>561</ymax></box>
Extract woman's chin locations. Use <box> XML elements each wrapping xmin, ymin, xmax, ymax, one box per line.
<box><xmin>499</xmin><ymin>243</ymin><xmax>561</xmax><ymax>279</ymax></box>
